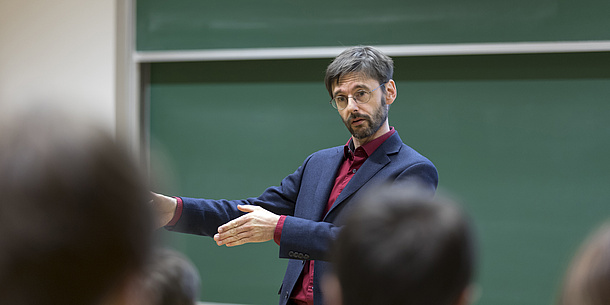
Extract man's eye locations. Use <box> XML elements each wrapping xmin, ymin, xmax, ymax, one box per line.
<box><xmin>355</xmin><ymin>91</ymin><xmax>367</xmax><ymax>98</ymax></box>
<box><xmin>336</xmin><ymin>96</ymin><xmax>347</xmax><ymax>102</ymax></box>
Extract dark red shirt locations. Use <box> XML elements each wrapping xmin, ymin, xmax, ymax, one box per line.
<box><xmin>275</xmin><ymin>127</ymin><xmax>395</xmax><ymax>305</ymax></box>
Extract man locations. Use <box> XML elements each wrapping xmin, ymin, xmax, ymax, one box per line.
<box><xmin>153</xmin><ymin>45</ymin><xmax>438</xmax><ymax>305</ymax></box>
<box><xmin>0</xmin><ymin>107</ymin><xmax>153</xmax><ymax>305</ymax></box>
<box><xmin>322</xmin><ymin>184</ymin><xmax>477</xmax><ymax>305</ymax></box>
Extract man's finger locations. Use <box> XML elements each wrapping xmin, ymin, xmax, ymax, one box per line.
<box><xmin>237</xmin><ymin>204</ymin><xmax>258</xmax><ymax>213</ymax></box>
<box><xmin>216</xmin><ymin>224</ymin><xmax>251</xmax><ymax>242</ymax></box>
<box><xmin>224</xmin><ymin>240</ymin><xmax>247</xmax><ymax>247</ymax></box>
<box><xmin>215</xmin><ymin>230</ymin><xmax>251</xmax><ymax>246</ymax></box>
<box><xmin>218</xmin><ymin>216</ymin><xmax>247</xmax><ymax>233</ymax></box>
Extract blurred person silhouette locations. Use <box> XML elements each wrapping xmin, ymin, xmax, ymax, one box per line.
<box><xmin>557</xmin><ymin>220</ymin><xmax>610</xmax><ymax>305</ymax></box>
<box><xmin>135</xmin><ymin>248</ymin><xmax>201</xmax><ymax>305</ymax></box>
<box><xmin>322</xmin><ymin>183</ymin><xmax>477</xmax><ymax>305</ymax></box>
<box><xmin>0</xmin><ymin>106</ymin><xmax>154</xmax><ymax>305</ymax></box>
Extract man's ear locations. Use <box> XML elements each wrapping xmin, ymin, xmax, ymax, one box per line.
<box><xmin>384</xmin><ymin>79</ymin><xmax>397</xmax><ymax>106</ymax></box>
<box><xmin>321</xmin><ymin>273</ymin><xmax>343</xmax><ymax>305</ymax></box>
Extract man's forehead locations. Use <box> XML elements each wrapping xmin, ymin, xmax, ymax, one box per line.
<box><xmin>333</xmin><ymin>73</ymin><xmax>375</xmax><ymax>90</ymax></box>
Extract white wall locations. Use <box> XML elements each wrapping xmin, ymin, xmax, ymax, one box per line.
<box><xmin>0</xmin><ymin>0</ymin><xmax>117</xmax><ymax>132</ymax></box>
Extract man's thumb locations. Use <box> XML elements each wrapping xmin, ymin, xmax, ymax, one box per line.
<box><xmin>237</xmin><ymin>204</ymin><xmax>256</xmax><ymax>213</ymax></box>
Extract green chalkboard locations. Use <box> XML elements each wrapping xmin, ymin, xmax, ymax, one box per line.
<box><xmin>148</xmin><ymin>52</ymin><xmax>610</xmax><ymax>305</ymax></box>
<box><xmin>137</xmin><ymin>0</ymin><xmax>610</xmax><ymax>51</ymax></box>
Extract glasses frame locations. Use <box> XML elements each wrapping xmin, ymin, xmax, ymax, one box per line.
<box><xmin>329</xmin><ymin>82</ymin><xmax>387</xmax><ymax>110</ymax></box>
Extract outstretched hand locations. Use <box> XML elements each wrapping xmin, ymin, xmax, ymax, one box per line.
<box><xmin>214</xmin><ymin>205</ymin><xmax>281</xmax><ymax>247</ymax></box>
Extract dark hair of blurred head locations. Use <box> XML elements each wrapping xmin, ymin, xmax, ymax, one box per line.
<box><xmin>0</xmin><ymin>107</ymin><xmax>153</xmax><ymax>305</ymax></box>
<box><xmin>330</xmin><ymin>183</ymin><xmax>477</xmax><ymax>305</ymax></box>
<box><xmin>139</xmin><ymin>248</ymin><xmax>201</xmax><ymax>305</ymax></box>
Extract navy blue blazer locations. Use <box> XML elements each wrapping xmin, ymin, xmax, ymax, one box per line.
<box><xmin>167</xmin><ymin>131</ymin><xmax>438</xmax><ymax>305</ymax></box>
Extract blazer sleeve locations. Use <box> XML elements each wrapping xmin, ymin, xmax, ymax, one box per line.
<box><xmin>164</xmin><ymin>155</ymin><xmax>311</xmax><ymax>238</ymax></box>
<box><xmin>278</xmin><ymin>216</ymin><xmax>342</xmax><ymax>261</ymax></box>
<box><xmin>394</xmin><ymin>160</ymin><xmax>439</xmax><ymax>192</ymax></box>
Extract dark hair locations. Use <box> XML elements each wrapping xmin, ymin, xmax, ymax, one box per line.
<box><xmin>324</xmin><ymin>46</ymin><xmax>394</xmax><ymax>97</ymax></box>
<box><xmin>140</xmin><ymin>248</ymin><xmax>201</xmax><ymax>305</ymax></box>
<box><xmin>0</xmin><ymin>108</ymin><xmax>153</xmax><ymax>305</ymax></box>
<box><xmin>558</xmin><ymin>221</ymin><xmax>610</xmax><ymax>305</ymax></box>
<box><xmin>331</xmin><ymin>184</ymin><xmax>477</xmax><ymax>305</ymax></box>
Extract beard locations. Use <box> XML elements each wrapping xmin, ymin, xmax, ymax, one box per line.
<box><xmin>343</xmin><ymin>101</ymin><xmax>388</xmax><ymax>140</ymax></box>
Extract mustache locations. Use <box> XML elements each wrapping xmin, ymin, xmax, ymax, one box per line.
<box><xmin>348</xmin><ymin>114</ymin><xmax>370</xmax><ymax>123</ymax></box>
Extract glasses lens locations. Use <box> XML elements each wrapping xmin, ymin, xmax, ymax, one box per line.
<box><xmin>334</xmin><ymin>97</ymin><xmax>348</xmax><ymax>109</ymax></box>
<box><xmin>354</xmin><ymin>91</ymin><xmax>370</xmax><ymax>104</ymax></box>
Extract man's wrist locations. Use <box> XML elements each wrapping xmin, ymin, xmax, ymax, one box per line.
<box><xmin>273</xmin><ymin>215</ymin><xmax>287</xmax><ymax>245</ymax></box>
<box><xmin>165</xmin><ymin>196</ymin><xmax>183</xmax><ymax>227</ymax></box>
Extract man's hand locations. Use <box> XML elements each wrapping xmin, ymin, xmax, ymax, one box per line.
<box><xmin>214</xmin><ymin>205</ymin><xmax>280</xmax><ymax>247</ymax></box>
<box><xmin>150</xmin><ymin>192</ymin><xmax>177</xmax><ymax>228</ymax></box>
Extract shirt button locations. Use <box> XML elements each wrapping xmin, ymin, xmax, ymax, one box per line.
<box><xmin>352</xmin><ymin>169</ymin><xmax>357</xmax><ymax>174</ymax></box>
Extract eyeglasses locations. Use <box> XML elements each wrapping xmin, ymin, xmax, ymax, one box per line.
<box><xmin>329</xmin><ymin>82</ymin><xmax>386</xmax><ymax>110</ymax></box>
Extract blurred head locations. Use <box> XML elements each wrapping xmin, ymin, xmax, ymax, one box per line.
<box><xmin>326</xmin><ymin>184</ymin><xmax>477</xmax><ymax>305</ymax></box>
<box><xmin>558</xmin><ymin>221</ymin><xmax>610</xmax><ymax>305</ymax></box>
<box><xmin>325</xmin><ymin>46</ymin><xmax>394</xmax><ymax>98</ymax></box>
<box><xmin>0</xmin><ymin>107</ymin><xmax>153</xmax><ymax>305</ymax></box>
<box><xmin>137</xmin><ymin>248</ymin><xmax>201</xmax><ymax>305</ymax></box>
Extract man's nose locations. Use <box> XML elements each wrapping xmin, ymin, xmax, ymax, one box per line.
<box><xmin>344</xmin><ymin>96</ymin><xmax>359</xmax><ymax>111</ymax></box>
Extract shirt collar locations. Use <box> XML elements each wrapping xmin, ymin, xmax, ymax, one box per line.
<box><xmin>343</xmin><ymin>127</ymin><xmax>395</xmax><ymax>159</ymax></box>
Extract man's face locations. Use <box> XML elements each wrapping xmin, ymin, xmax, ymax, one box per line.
<box><xmin>332</xmin><ymin>73</ymin><xmax>389</xmax><ymax>141</ymax></box>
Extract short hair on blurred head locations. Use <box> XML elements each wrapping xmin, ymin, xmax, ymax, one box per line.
<box><xmin>139</xmin><ymin>248</ymin><xmax>201</xmax><ymax>305</ymax></box>
<box><xmin>0</xmin><ymin>106</ymin><xmax>153</xmax><ymax>305</ymax></box>
<box><xmin>329</xmin><ymin>183</ymin><xmax>477</xmax><ymax>305</ymax></box>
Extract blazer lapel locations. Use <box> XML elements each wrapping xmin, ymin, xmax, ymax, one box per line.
<box><xmin>324</xmin><ymin>133</ymin><xmax>403</xmax><ymax>217</ymax></box>
<box><xmin>310</xmin><ymin>147</ymin><xmax>344</xmax><ymax>220</ymax></box>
